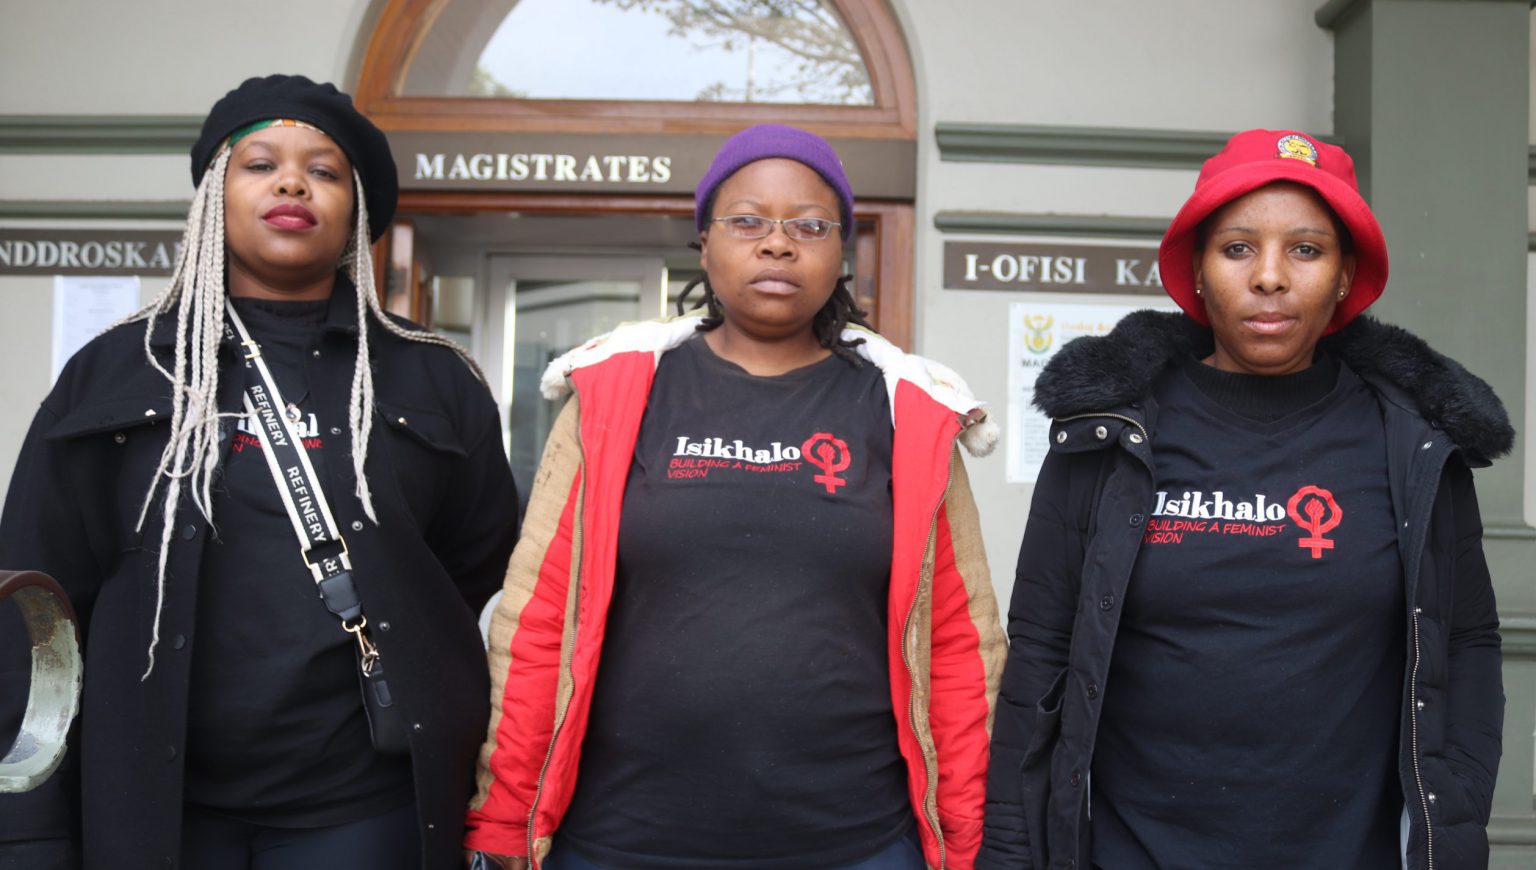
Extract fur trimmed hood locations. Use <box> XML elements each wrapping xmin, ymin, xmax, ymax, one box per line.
<box><xmin>1034</xmin><ymin>310</ymin><xmax>1514</xmax><ymax>464</ymax></box>
<box><xmin>540</xmin><ymin>312</ymin><xmax>1001</xmax><ymax>458</ymax></box>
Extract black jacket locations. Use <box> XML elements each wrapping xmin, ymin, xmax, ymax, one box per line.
<box><xmin>977</xmin><ymin>311</ymin><xmax>1507</xmax><ymax>870</ymax></box>
<box><xmin>0</xmin><ymin>278</ymin><xmax>520</xmax><ymax>870</ymax></box>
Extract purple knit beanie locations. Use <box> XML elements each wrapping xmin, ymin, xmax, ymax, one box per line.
<box><xmin>695</xmin><ymin>124</ymin><xmax>855</xmax><ymax>239</ymax></box>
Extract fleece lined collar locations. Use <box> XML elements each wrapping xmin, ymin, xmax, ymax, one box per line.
<box><xmin>539</xmin><ymin>312</ymin><xmax>1000</xmax><ymax>457</ymax></box>
<box><xmin>1033</xmin><ymin>309</ymin><xmax>1513</xmax><ymax>465</ymax></box>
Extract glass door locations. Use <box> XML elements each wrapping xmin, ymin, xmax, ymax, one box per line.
<box><xmin>482</xmin><ymin>255</ymin><xmax>668</xmax><ymax>497</ymax></box>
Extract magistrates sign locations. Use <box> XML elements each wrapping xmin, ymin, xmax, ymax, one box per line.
<box><xmin>389</xmin><ymin>131</ymin><xmax>916</xmax><ymax>199</ymax></box>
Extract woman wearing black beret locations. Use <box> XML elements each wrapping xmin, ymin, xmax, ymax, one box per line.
<box><xmin>0</xmin><ymin>75</ymin><xmax>520</xmax><ymax>869</ymax></box>
<box><xmin>979</xmin><ymin>130</ymin><xmax>1506</xmax><ymax>869</ymax></box>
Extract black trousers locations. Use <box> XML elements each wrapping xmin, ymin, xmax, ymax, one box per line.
<box><xmin>544</xmin><ymin>824</ymin><xmax>926</xmax><ymax>870</ymax></box>
<box><xmin>180</xmin><ymin>802</ymin><xmax>420</xmax><ymax>870</ymax></box>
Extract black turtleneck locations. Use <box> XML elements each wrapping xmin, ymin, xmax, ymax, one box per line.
<box><xmin>1180</xmin><ymin>353</ymin><xmax>1340</xmax><ymax>423</ymax></box>
<box><xmin>1091</xmin><ymin>354</ymin><xmax>1406</xmax><ymax>869</ymax></box>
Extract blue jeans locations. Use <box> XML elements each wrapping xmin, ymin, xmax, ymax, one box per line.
<box><xmin>179</xmin><ymin>802</ymin><xmax>420</xmax><ymax>870</ymax></box>
<box><xmin>544</xmin><ymin>825</ymin><xmax>926</xmax><ymax>870</ymax></box>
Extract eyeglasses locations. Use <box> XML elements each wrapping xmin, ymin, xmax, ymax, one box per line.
<box><xmin>710</xmin><ymin>215</ymin><xmax>842</xmax><ymax>242</ymax></box>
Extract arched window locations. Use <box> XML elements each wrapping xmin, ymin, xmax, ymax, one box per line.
<box><xmin>405</xmin><ymin>0</ymin><xmax>874</xmax><ymax>106</ymax></box>
<box><xmin>356</xmin><ymin>0</ymin><xmax>914</xmax><ymax>135</ymax></box>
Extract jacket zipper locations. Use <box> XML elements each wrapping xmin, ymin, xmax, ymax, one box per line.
<box><xmin>901</xmin><ymin>444</ymin><xmax>957</xmax><ymax>870</ymax></box>
<box><xmin>1052</xmin><ymin>412</ymin><xmax>1149</xmax><ymax>444</ymax></box>
<box><xmin>526</xmin><ymin>410</ymin><xmax>588</xmax><ymax>868</ymax></box>
<box><xmin>1406</xmin><ymin>437</ymin><xmax>1449</xmax><ymax>870</ymax></box>
<box><xmin>1409</xmin><ymin>605</ymin><xmax>1433</xmax><ymax>869</ymax></box>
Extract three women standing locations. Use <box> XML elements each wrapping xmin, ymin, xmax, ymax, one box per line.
<box><xmin>979</xmin><ymin>130</ymin><xmax>1507</xmax><ymax>869</ymax></box>
<box><xmin>0</xmin><ymin>76</ymin><xmax>520</xmax><ymax>869</ymax></box>
<box><xmin>0</xmin><ymin>81</ymin><xmax>1507</xmax><ymax>870</ymax></box>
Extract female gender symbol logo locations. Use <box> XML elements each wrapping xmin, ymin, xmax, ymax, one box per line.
<box><xmin>1285</xmin><ymin>485</ymin><xmax>1343</xmax><ymax>559</ymax></box>
<box><xmin>801</xmin><ymin>433</ymin><xmax>851</xmax><ymax>494</ymax></box>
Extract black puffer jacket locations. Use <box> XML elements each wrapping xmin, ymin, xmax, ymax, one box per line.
<box><xmin>0</xmin><ymin>278</ymin><xmax>520</xmax><ymax>870</ymax></box>
<box><xmin>977</xmin><ymin>311</ymin><xmax>1507</xmax><ymax>870</ymax></box>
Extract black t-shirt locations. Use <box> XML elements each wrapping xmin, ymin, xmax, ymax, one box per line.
<box><xmin>558</xmin><ymin>336</ymin><xmax>913</xmax><ymax>869</ymax></box>
<box><xmin>1091</xmin><ymin>357</ymin><xmax>1406</xmax><ymax>869</ymax></box>
<box><xmin>182</xmin><ymin>296</ymin><xmax>412</xmax><ymax>827</ymax></box>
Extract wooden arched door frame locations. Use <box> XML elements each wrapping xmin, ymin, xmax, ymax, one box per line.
<box><xmin>354</xmin><ymin>0</ymin><xmax>916</xmax><ymax>347</ymax></box>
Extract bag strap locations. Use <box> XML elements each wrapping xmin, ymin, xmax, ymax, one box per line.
<box><xmin>224</xmin><ymin>299</ymin><xmax>379</xmax><ymax>672</ymax></box>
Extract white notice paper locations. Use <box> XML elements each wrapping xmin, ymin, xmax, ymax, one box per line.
<box><xmin>1006</xmin><ymin>300</ymin><xmax>1177</xmax><ymax>484</ymax></box>
<box><xmin>52</xmin><ymin>276</ymin><xmax>141</xmax><ymax>383</ymax></box>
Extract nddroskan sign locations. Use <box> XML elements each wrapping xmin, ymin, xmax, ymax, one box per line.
<box><xmin>388</xmin><ymin>131</ymin><xmax>917</xmax><ymax>200</ymax></box>
<box><xmin>0</xmin><ymin>229</ymin><xmax>183</xmax><ymax>276</ymax></box>
<box><xmin>943</xmin><ymin>241</ymin><xmax>1166</xmax><ymax>294</ymax></box>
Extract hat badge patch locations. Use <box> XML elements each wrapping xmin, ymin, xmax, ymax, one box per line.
<box><xmin>1276</xmin><ymin>134</ymin><xmax>1319</xmax><ymax>166</ymax></box>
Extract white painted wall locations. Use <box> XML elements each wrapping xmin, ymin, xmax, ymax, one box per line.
<box><xmin>0</xmin><ymin>266</ymin><xmax>168</xmax><ymax>496</ymax></box>
<box><xmin>0</xmin><ymin>155</ymin><xmax>185</xmax><ymax>201</ymax></box>
<box><xmin>0</xmin><ymin>278</ymin><xmax>63</xmax><ymax>470</ymax></box>
<box><xmin>0</xmin><ymin>0</ymin><xmax>373</xmax><ymax>116</ymax></box>
<box><xmin>901</xmin><ymin>0</ymin><xmax>1334</xmax><ymax>134</ymax></box>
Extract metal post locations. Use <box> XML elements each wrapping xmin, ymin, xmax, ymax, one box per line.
<box><xmin>0</xmin><ymin>570</ymin><xmax>81</xmax><ymax>794</ymax></box>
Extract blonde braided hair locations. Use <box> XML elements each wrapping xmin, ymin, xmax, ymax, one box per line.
<box><xmin>125</xmin><ymin>153</ymin><xmax>483</xmax><ymax>678</ymax></box>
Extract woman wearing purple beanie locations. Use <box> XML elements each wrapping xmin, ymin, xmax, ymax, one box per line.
<box><xmin>464</xmin><ymin>125</ymin><xmax>1005</xmax><ymax>870</ymax></box>
<box><xmin>979</xmin><ymin>130</ymin><xmax>1507</xmax><ymax>869</ymax></box>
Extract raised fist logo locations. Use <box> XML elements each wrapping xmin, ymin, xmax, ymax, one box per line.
<box><xmin>1286</xmin><ymin>485</ymin><xmax>1343</xmax><ymax>559</ymax></box>
<box><xmin>801</xmin><ymin>433</ymin><xmax>851</xmax><ymax>494</ymax></box>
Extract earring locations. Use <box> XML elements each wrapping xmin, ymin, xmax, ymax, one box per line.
<box><xmin>1195</xmin><ymin>286</ymin><xmax>1203</xmax><ymax>297</ymax></box>
<box><xmin>1338</xmin><ymin>289</ymin><xmax>1346</xmax><ymax>300</ymax></box>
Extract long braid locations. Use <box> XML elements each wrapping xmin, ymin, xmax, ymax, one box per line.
<box><xmin>127</xmin><ymin>157</ymin><xmax>215</xmax><ymax>525</ymax></box>
<box><xmin>125</xmin><ymin>149</ymin><xmax>237</xmax><ymax>678</ymax></box>
<box><xmin>189</xmin><ymin>162</ymin><xmax>229</xmax><ymax>519</ymax></box>
<box><xmin>339</xmin><ymin>168</ymin><xmax>486</xmax><ymax>523</ymax></box>
<box><xmin>344</xmin><ymin>172</ymin><xmax>380</xmax><ymax>523</ymax></box>
<box><xmin>810</xmin><ymin>275</ymin><xmax>874</xmax><ymax>363</ymax></box>
<box><xmin>675</xmin><ymin>269</ymin><xmax>873</xmax><ymax>365</ymax></box>
<box><xmin>347</xmin><ymin>185</ymin><xmax>487</xmax><ymax>384</ymax></box>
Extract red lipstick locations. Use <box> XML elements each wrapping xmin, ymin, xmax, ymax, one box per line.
<box><xmin>262</xmin><ymin>203</ymin><xmax>317</xmax><ymax>231</ymax></box>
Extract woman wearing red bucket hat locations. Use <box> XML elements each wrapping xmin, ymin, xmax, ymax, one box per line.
<box><xmin>979</xmin><ymin>130</ymin><xmax>1507</xmax><ymax>869</ymax></box>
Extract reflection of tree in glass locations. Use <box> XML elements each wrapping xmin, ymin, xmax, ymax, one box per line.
<box><xmin>595</xmin><ymin>0</ymin><xmax>872</xmax><ymax>104</ymax></box>
<box><xmin>469</xmin><ymin>65</ymin><xmax>528</xmax><ymax>98</ymax></box>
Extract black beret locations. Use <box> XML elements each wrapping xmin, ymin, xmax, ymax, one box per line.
<box><xmin>190</xmin><ymin>74</ymin><xmax>397</xmax><ymax>240</ymax></box>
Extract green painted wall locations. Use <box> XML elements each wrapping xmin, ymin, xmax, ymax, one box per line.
<box><xmin>1330</xmin><ymin>0</ymin><xmax>1536</xmax><ymax>862</ymax></box>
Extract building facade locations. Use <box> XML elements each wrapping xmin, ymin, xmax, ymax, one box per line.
<box><xmin>1</xmin><ymin>0</ymin><xmax>1532</xmax><ymax>862</ymax></box>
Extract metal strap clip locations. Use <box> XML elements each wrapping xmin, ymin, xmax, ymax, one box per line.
<box><xmin>343</xmin><ymin>616</ymin><xmax>380</xmax><ymax>675</ymax></box>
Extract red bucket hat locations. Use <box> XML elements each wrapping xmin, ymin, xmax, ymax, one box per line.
<box><xmin>1158</xmin><ymin>129</ymin><xmax>1388</xmax><ymax>334</ymax></box>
